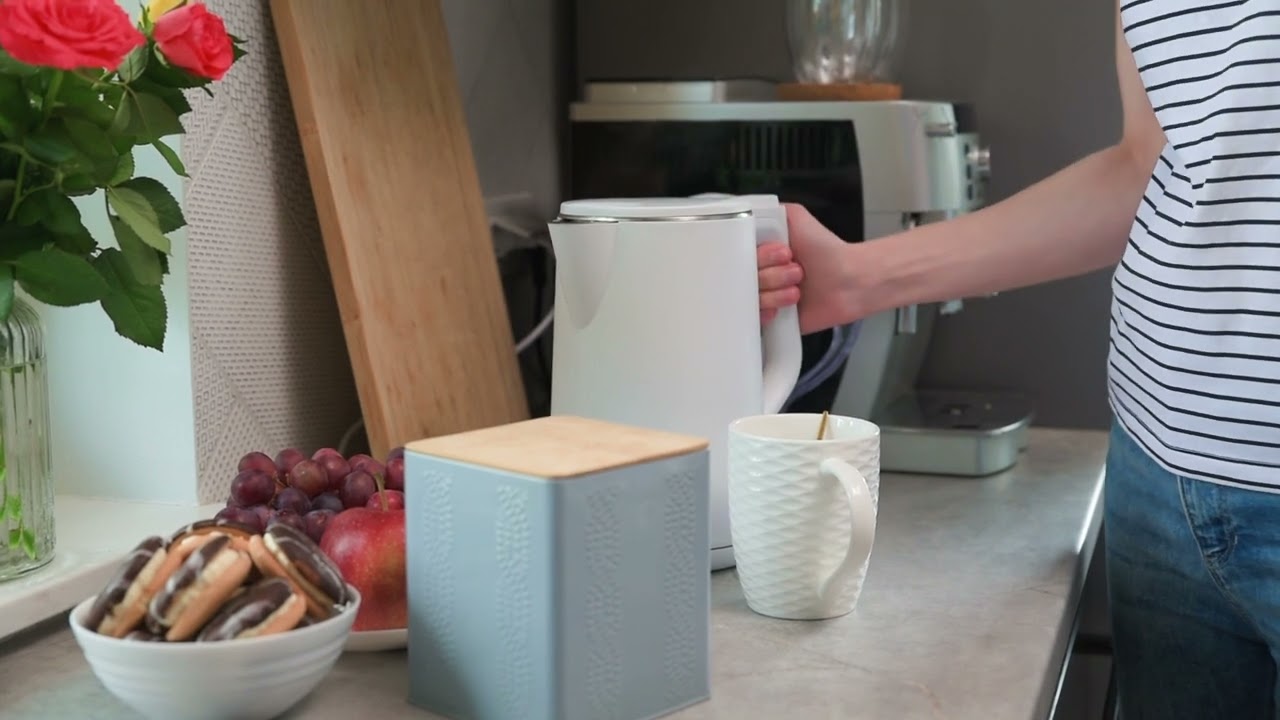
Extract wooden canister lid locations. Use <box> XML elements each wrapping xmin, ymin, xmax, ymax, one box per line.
<box><xmin>405</xmin><ymin>416</ymin><xmax>708</xmax><ymax>480</ymax></box>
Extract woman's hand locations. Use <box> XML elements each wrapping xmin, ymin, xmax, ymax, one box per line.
<box><xmin>758</xmin><ymin>204</ymin><xmax>859</xmax><ymax>334</ymax></box>
<box><xmin>757</xmin><ymin>240</ymin><xmax>802</xmax><ymax>327</ymax></box>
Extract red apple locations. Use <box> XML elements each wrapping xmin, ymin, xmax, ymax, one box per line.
<box><xmin>319</xmin><ymin>503</ymin><xmax>406</xmax><ymax>632</ymax></box>
<box><xmin>366</xmin><ymin>490</ymin><xmax>405</xmax><ymax>510</ymax></box>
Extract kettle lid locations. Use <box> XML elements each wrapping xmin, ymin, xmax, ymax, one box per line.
<box><xmin>558</xmin><ymin>197</ymin><xmax>751</xmax><ymax>222</ymax></box>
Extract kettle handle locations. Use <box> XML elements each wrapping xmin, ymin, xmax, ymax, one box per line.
<box><xmin>755</xmin><ymin>206</ymin><xmax>804</xmax><ymax>414</ymax></box>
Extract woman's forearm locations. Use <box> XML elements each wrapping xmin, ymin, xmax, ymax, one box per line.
<box><xmin>847</xmin><ymin>142</ymin><xmax>1155</xmax><ymax>318</ymax></box>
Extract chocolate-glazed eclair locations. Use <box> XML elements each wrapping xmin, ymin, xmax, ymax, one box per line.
<box><xmin>129</xmin><ymin>530</ymin><xmax>234</xmax><ymax>640</ymax></box>
<box><xmin>168</xmin><ymin>518</ymin><xmax>257</xmax><ymax>554</ymax></box>
<box><xmin>123</xmin><ymin>628</ymin><xmax>165</xmax><ymax>642</ymax></box>
<box><xmin>197</xmin><ymin>577</ymin><xmax>305</xmax><ymax>642</ymax></box>
<box><xmin>84</xmin><ymin>536</ymin><xmax>169</xmax><ymax>638</ymax></box>
<box><xmin>147</xmin><ymin>534</ymin><xmax>253</xmax><ymax>641</ymax></box>
<box><xmin>248</xmin><ymin>523</ymin><xmax>347</xmax><ymax>620</ymax></box>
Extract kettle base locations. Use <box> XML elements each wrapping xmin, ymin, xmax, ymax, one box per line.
<box><xmin>711</xmin><ymin>546</ymin><xmax>736</xmax><ymax>572</ymax></box>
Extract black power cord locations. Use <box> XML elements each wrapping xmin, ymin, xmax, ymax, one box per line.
<box><xmin>528</xmin><ymin>246</ymin><xmax>554</xmax><ymax>407</ymax></box>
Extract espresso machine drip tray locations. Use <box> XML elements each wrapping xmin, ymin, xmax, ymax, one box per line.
<box><xmin>873</xmin><ymin>390</ymin><xmax>1034</xmax><ymax>477</ymax></box>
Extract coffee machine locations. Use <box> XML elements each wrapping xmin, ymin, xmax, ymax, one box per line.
<box><xmin>566</xmin><ymin>79</ymin><xmax>1033</xmax><ymax>479</ymax></box>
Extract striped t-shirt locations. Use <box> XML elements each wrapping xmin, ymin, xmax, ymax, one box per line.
<box><xmin>1111</xmin><ymin>1</ymin><xmax>1280</xmax><ymax>491</ymax></box>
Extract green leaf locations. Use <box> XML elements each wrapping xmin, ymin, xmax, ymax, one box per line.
<box><xmin>113</xmin><ymin>91</ymin><xmax>184</xmax><ymax>142</ymax></box>
<box><xmin>110</xmin><ymin>215</ymin><xmax>162</xmax><ymax>285</ymax></box>
<box><xmin>4</xmin><ymin>494</ymin><xmax>20</xmax><ymax>520</ymax></box>
<box><xmin>134</xmin><ymin>92</ymin><xmax>184</xmax><ymax>139</ymax></box>
<box><xmin>108</xmin><ymin>150</ymin><xmax>134</xmax><ymax>186</ymax></box>
<box><xmin>54</xmin><ymin>72</ymin><xmax>110</xmax><ymax>116</ymax></box>
<box><xmin>14</xmin><ymin>246</ymin><xmax>110</xmax><ymax>306</ymax></box>
<box><xmin>151</xmin><ymin>140</ymin><xmax>186</xmax><ymax>177</ymax></box>
<box><xmin>116</xmin><ymin>177</ymin><xmax>183</xmax><ymax>232</ymax></box>
<box><xmin>0</xmin><ymin>267</ymin><xmax>14</xmax><ymax>326</ymax></box>
<box><xmin>0</xmin><ymin>179</ymin><xmax>13</xmax><ymax>209</ymax></box>
<box><xmin>19</xmin><ymin>528</ymin><xmax>35</xmax><ymax>559</ymax></box>
<box><xmin>28</xmin><ymin>190</ymin><xmax>97</xmax><ymax>255</ymax></box>
<box><xmin>60</xmin><ymin>173</ymin><xmax>99</xmax><ymax>196</ymax></box>
<box><xmin>52</xmin><ymin>223</ymin><xmax>96</xmax><ymax>255</ymax></box>
<box><xmin>109</xmin><ymin>96</ymin><xmax>132</xmax><ymax>137</ymax></box>
<box><xmin>119</xmin><ymin>46</ymin><xmax>149</xmax><ymax>83</ymax></box>
<box><xmin>0</xmin><ymin>50</ymin><xmax>38</xmax><ymax>77</ymax></box>
<box><xmin>31</xmin><ymin>189</ymin><xmax>79</xmax><ymax>235</ymax></box>
<box><xmin>7</xmin><ymin>529</ymin><xmax>18</xmax><ymax>547</ymax></box>
<box><xmin>62</xmin><ymin>116</ymin><xmax>116</xmax><ymax>161</ymax></box>
<box><xmin>132</xmin><ymin>78</ymin><xmax>191</xmax><ymax>117</ymax></box>
<box><xmin>0</xmin><ymin>225</ymin><xmax>49</xmax><ymax>261</ymax></box>
<box><xmin>94</xmin><ymin>249</ymin><xmax>167</xmax><ymax>350</ymax></box>
<box><xmin>22</xmin><ymin>125</ymin><xmax>77</xmax><ymax>165</ymax></box>
<box><xmin>106</xmin><ymin>185</ymin><xmax>170</xmax><ymax>253</ymax></box>
<box><xmin>11</xmin><ymin>189</ymin><xmax>42</xmax><ymax>226</ymax></box>
<box><xmin>0</xmin><ymin>76</ymin><xmax>36</xmax><ymax>139</ymax></box>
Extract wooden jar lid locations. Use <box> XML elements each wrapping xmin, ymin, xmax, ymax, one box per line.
<box><xmin>406</xmin><ymin>416</ymin><xmax>708</xmax><ymax>480</ymax></box>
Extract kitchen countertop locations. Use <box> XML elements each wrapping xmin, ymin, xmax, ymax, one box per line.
<box><xmin>0</xmin><ymin>428</ymin><xmax>1108</xmax><ymax>720</ymax></box>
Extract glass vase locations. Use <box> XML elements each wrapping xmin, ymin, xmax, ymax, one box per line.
<box><xmin>786</xmin><ymin>0</ymin><xmax>907</xmax><ymax>84</ymax></box>
<box><xmin>0</xmin><ymin>297</ymin><xmax>54</xmax><ymax>582</ymax></box>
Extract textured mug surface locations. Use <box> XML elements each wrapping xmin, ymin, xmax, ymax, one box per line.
<box><xmin>728</xmin><ymin>413</ymin><xmax>880</xmax><ymax>620</ymax></box>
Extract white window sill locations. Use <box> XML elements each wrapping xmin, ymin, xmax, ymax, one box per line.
<box><xmin>0</xmin><ymin>495</ymin><xmax>221</xmax><ymax>641</ymax></box>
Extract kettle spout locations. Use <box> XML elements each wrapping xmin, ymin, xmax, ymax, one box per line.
<box><xmin>548</xmin><ymin>220</ymin><xmax>618</xmax><ymax>330</ymax></box>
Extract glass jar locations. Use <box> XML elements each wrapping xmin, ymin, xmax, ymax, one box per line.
<box><xmin>0</xmin><ymin>297</ymin><xmax>54</xmax><ymax>582</ymax></box>
<box><xmin>786</xmin><ymin>0</ymin><xmax>907</xmax><ymax>84</ymax></box>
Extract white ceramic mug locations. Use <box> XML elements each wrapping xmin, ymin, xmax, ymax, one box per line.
<box><xmin>727</xmin><ymin>413</ymin><xmax>879</xmax><ymax>620</ymax></box>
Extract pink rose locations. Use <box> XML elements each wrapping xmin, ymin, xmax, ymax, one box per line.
<box><xmin>0</xmin><ymin>0</ymin><xmax>145</xmax><ymax>72</ymax></box>
<box><xmin>152</xmin><ymin>2</ymin><xmax>233</xmax><ymax>81</ymax></box>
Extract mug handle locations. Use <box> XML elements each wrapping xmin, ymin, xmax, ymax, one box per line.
<box><xmin>818</xmin><ymin>457</ymin><xmax>877</xmax><ymax>602</ymax></box>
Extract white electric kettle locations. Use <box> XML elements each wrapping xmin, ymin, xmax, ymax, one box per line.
<box><xmin>548</xmin><ymin>195</ymin><xmax>804</xmax><ymax>570</ymax></box>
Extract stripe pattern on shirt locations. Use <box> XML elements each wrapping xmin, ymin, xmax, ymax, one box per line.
<box><xmin>1112</xmin><ymin>0</ymin><xmax>1280</xmax><ymax>491</ymax></box>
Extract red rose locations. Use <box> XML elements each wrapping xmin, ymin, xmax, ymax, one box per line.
<box><xmin>0</xmin><ymin>0</ymin><xmax>145</xmax><ymax>72</ymax></box>
<box><xmin>152</xmin><ymin>3</ymin><xmax>233</xmax><ymax>81</ymax></box>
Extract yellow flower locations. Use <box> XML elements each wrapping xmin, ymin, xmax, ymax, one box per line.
<box><xmin>147</xmin><ymin>0</ymin><xmax>186</xmax><ymax>20</ymax></box>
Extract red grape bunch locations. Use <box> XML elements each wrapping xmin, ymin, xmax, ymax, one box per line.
<box><xmin>214</xmin><ymin>446</ymin><xmax>406</xmax><ymax>543</ymax></box>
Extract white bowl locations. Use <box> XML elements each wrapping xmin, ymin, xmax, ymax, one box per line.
<box><xmin>69</xmin><ymin>586</ymin><xmax>361</xmax><ymax>720</ymax></box>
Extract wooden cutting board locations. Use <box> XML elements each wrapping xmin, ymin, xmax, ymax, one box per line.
<box><xmin>271</xmin><ymin>0</ymin><xmax>529</xmax><ymax>459</ymax></box>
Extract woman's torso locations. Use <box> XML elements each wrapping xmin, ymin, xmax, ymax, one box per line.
<box><xmin>1111</xmin><ymin>0</ymin><xmax>1280</xmax><ymax>490</ymax></box>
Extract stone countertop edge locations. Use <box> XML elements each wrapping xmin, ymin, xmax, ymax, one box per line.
<box><xmin>1039</xmin><ymin>466</ymin><xmax>1104</xmax><ymax>720</ymax></box>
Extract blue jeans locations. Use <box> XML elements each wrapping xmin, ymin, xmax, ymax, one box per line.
<box><xmin>1106</xmin><ymin>422</ymin><xmax>1280</xmax><ymax>719</ymax></box>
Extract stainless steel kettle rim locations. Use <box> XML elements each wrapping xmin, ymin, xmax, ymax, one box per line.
<box><xmin>552</xmin><ymin>211</ymin><xmax>753</xmax><ymax>224</ymax></box>
<box><xmin>556</xmin><ymin>196</ymin><xmax>754</xmax><ymax>223</ymax></box>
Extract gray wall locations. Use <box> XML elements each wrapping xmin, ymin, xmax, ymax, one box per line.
<box><xmin>442</xmin><ymin>0</ymin><xmax>570</xmax><ymax>416</ymax></box>
<box><xmin>577</xmin><ymin>0</ymin><xmax>1120</xmax><ymax>429</ymax></box>
<box><xmin>443</xmin><ymin>0</ymin><xmax>565</xmax><ymax>218</ymax></box>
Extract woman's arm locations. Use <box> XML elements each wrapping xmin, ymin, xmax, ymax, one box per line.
<box><xmin>761</xmin><ymin>0</ymin><xmax>1168</xmax><ymax>332</ymax></box>
<box><xmin>849</xmin><ymin>1</ymin><xmax>1165</xmax><ymax>317</ymax></box>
